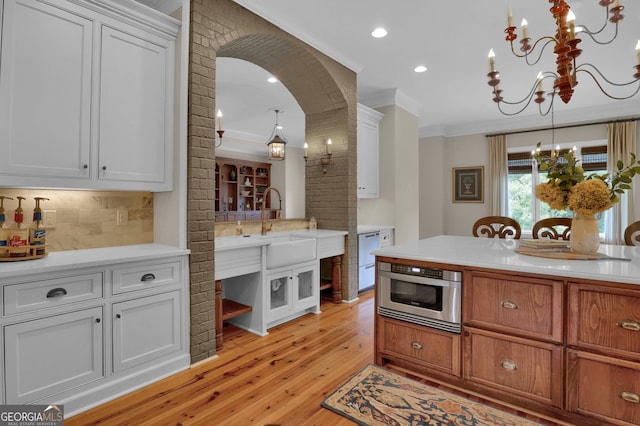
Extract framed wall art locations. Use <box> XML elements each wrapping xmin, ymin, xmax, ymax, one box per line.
<box><xmin>452</xmin><ymin>166</ymin><xmax>484</xmax><ymax>203</ymax></box>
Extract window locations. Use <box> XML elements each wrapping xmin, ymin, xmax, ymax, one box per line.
<box><xmin>507</xmin><ymin>143</ymin><xmax>608</xmax><ymax>234</ymax></box>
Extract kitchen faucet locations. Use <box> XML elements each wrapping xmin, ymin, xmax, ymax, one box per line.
<box><xmin>261</xmin><ymin>186</ymin><xmax>282</xmax><ymax>235</ymax></box>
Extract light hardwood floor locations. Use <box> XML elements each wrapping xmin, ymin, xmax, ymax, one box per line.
<box><xmin>66</xmin><ymin>291</ymin><xmax>374</xmax><ymax>426</ymax></box>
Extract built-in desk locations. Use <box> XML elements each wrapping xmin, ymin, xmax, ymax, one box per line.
<box><xmin>214</xmin><ymin>230</ymin><xmax>347</xmax><ymax>350</ymax></box>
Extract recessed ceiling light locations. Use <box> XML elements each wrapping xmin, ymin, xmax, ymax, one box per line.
<box><xmin>371</xmin><ymin>27</ymin><xmax>387</xmax><ymax>38</ymax></box>
<box><xmin>267</xmin><ymin>76</ymin><xmax>278</xmax><ymax>83</ymax></box>
<box><xmin>414</xmin><ymin>65</ymin><xmax>428</xmax><ymax>73</ymax></box>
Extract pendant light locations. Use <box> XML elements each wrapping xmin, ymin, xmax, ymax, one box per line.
<box><xmin>266</xmin><ymin>109</ymin><xmax>287</xmax><ymax>161</ymax></box>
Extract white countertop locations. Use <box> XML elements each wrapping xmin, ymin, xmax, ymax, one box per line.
<box><xmin>215</xmin><ymin>229</ymin><xmax>347</xmax><ymax>252</ymax></box>
<box><xmin>357</xmin><ymin>225</ymin><xmax>394</xmax><ymax>234</ymax></box>
<box><xmin>372</xmin><ymin>235</ymin><xmax>640</xmax><ymax>286</ymax></box>
<box><xmin>0</xmin><ymin>244</ymin><xmax>190</xmax><ymax>279</ymax></box>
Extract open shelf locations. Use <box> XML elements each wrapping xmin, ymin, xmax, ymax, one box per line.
<box><xmin>222</xmin><ymin>298</ymin><xmax>252</xmax><ymax>321</ymax></box>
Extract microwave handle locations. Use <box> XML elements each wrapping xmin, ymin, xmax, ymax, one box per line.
<box><xmin>378</xmin><ymin>270</ymin><xmax>461</xmax><ymax>288</ymax></box>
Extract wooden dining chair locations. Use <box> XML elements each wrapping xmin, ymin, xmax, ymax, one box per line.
<box><xmin>472</xmin><ymin>216</ymin><xmax>521</xmax><ymax>239</ymax></box>
<box><xmin>624</xmin><ymin>220</ymin><xmax>640</xmax><ymax>246</ymax></box>
<box><xmin>532</xmin><ymin>217</ymin><xmax>572</xmax><ymax>240</ymax></box>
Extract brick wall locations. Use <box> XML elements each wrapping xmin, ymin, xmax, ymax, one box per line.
<box><xmin>188</xmin><ymin>0</ymin><xmax>357</xmax><ymax>362</ymax></box>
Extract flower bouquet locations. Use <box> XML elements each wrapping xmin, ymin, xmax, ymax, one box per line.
<box><xmin>533</xmin><ymin>142</ymin><xmax>640</xmax><ymax>252</ymax></box>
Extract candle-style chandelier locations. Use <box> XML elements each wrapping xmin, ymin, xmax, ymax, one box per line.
<box><xmin>487</xmin><ymin>0</ymin><xmax>640</xmax><ymax>116</ymax></box>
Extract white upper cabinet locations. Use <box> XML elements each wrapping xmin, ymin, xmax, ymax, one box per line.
<box><xmin>98</xmin><ymin>25</ymin><xmax>171</xmax><ymax>186</ymax></box>
<box><xmin>357</xmin><ymin>104</ymin><xmax>384</xmax><ymax>198</ymax></box>
<box><xmin>0</xmin><ymin>0</ymin><xmax>179</xmax><ymax>191</ymax></box>
<box><xmin>0</xmin><ymin>0</ymin><xmax>93</xmax><ymax>180</ymax></box>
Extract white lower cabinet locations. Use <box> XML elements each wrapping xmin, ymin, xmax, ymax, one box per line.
<box><xmin>4</xmin><ymin>307</ymin><xmax>104</xmax><ymax>404</ymax></box>
<box><xmin>0</xmin><ymin>247</ymin><xmax>189</xmax><ymax>416</ymax></box>
<box><xmin>113</xmin><ymin>291</ymin><xmax>181</xmax><ymax>373</ymax></box>
<box><xmin>266</xmin><ymin>261</ymin><xmax>319</xmax><ymax>328</ymax></box>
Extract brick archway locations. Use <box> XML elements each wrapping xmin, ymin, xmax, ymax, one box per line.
<box><xmin>187</xmin><ymin>0</ymin><xmax>357</xmax><ymax>362</ymax></box>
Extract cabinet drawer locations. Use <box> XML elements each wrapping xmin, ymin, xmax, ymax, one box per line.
<box><xmin>567</xmin><ymin>349</ymin><xmax>640</xmax><ymax>425</ymax></box>
<box><xmin>568</xmin><ymin>283</ymin><xmax>640</xmax><ymax>362</ymax></box>
<box><xmin>378</xmin><ymin>316</ymin><xmax>460</xmax><ymax>377</ymax></box>
<box><xmin>3</xmin><ymin>273</ymin><xmax>103</xmax><ymax>316</ymax></box>
<box><xmin>112</xmin><ymin>260</ymin><xmax>181</xmax><ymax>294</ymax></box>
<box><xmin>463</xmin><ymin>327</ymin><xmax>563</xmax><ymax>407</ymax></box>
<box><xmin>464</xmin><ymin>272</ymin><xmax>563</xmax><ymax>343</ymax></box>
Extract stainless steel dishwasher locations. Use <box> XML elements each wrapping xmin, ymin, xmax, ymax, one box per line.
<box><xmin>358</xmin><ymin>231</ymin><xmax>380</xmax><ymax>291</ymax></box>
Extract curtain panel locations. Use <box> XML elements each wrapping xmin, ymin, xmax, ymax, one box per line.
<box><xmin>488</xmin><ymin>134</ymin><xmax>508</xmax><ymax>216</ymax></box>
<box><xmin>605</xmin><ymin>120</ymin><xmax>637</xmax><ymax>244</ymax></box>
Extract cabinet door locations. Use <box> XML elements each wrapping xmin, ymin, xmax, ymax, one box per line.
<box><xmin>266</xmin><ymin>271</ymin><xmax>293</xmax><ymax>323</ymax></box>
<box><xmin>97</xmin><ymin>25</ymin><xmax>172</xmax><ymax>189</ymax></box>
<box><xmin>4</xmin><ymin>307</ymin><xmax>104</xmax><ymax>404</ymax></box>
<box><xmin>463</xmin><ymin>327</ymin><xmax>564</xmax><ymax>408</ymax></box>
<box><xmin>464</xmin><ymin>272</ymin><xmax>563</xmax><ymax>343</ymax></box>
<box><xmin>357</xmin><ymin>104</ymin><xmax>382</xmax><ymax>198</ymax></box>
<box><xmin>0</xmin><ymin>0</ymin><xmax>92</xmax><ymax>180</ymax></box>
<box><xmin>378</xmin><ymin>316</ymin><xmax>461</xmax><ymax>377</ymax></box>
<box><xmin>568</xmin><ymin>282</ymin><xmax>640</xmax><ymax>362</ymax></box>
<box><xmin>567</xmin><ymin>349</ymin><xmax>640</xmax><ymax>425</ymax></box>
<box><xmin>112</xmin><ymin>291</ymin><xmax>181</xmax><ymax>373</ymax></box>
<box><xmin>294</xmin><ymin>263</ymin><xmax>319</xmax><ymax>312</ymax></box>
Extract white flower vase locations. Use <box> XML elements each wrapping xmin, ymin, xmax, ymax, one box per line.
<box><xmin>570</xmin><ymin>212</ymin><xmax>600</xmax><ymax>254</ymax></box>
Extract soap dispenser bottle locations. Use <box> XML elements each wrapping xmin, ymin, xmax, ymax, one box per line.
<box><xmin>30</xmin><ymin>197</ymin><xmax>49</xmax><ymax>256</ymax></box>
<box><xmin>9</xmin><ymin>196</ymin><xmax>29</xmax><ymax>257</ymax></box>
<box><xmin>235</xmin><ymin>221</ymin><xmax>244</xmax><ymax>236</ymax></box>
<box><xmin>0</xmin><ymin>196</ymin><xmax>14</xmax><ymax>258</ymax></box>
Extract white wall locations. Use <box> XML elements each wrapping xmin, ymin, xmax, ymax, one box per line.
<box><xmin>442</xmin><ymin>133</ymin><xmax>490</xmax><ymax>236</ymax></box>
<box><xmin>422</xmin><ymin>121</ymin><xmax>640</xmax><ymax>238</ymax></box>
<box><xmin>419</xmin><ymin>135</ymin><xmax>445</xmax><ymax>238</ymax></box>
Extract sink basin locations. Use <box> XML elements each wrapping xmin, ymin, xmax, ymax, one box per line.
<box><xmin>266</xmin><ymin>236</ymin><xmax>317</xmax><ymax>269</ymax></box>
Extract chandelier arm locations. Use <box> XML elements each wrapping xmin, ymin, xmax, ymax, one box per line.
<box><xmin>538</xmin><ymin>93</ymin><xmax>555</xmax><ymax>117</ymax></box>
<box><xmin>578</xmin><ymin>4</ymin><xmax>615</xmax><ymax>38</ymax></box>
<box><xmin>576</xmin><ymin>68</ymin><xmax>640</xmax><ymax>100</ymax></box>
<box><xmin>509</xmin><ymin>36</ymin><xmax>557</xmax><ymax>63</ymax></box>
<box><xmin>578</xmin><ymin>21</ymin><xmax>619</xmax><ymax>45</ymax></box>
<box><xmin>497</xmin><ymin>80</ymin><xmax>539</xmax><ymax>107</ymax></box>
<box><xmin>577</xmin><ymin>64</ymin><xmax>640</xmax><ymax>87</ymax></box>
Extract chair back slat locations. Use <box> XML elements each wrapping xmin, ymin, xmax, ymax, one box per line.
<box><xmin>472</xmin><ymin>216</ymin><xmax>521</xmax><ymax>239</ymax></box>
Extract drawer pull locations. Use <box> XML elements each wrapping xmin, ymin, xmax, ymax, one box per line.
<box><xmin>140</xmin><ymin>273</ymin><xmax>156</xmax><ymax>282</ymax></box>
<box><xmin>500</xmin><ymin>300</ymin><xmax>518</xmax><ymax>310</ymax></box>
<box><xmin>411</xmin><ymin>341</ymin><xmax>423</xmax><ymax>350</ymax></box>
<box><xmin>618</xmin><ymin>319</ymin><xmax>640</xmax><ymax>331</ymax></box>
<box><xmin>619</xmin><ymin>391</ymin><xmax>640</xmax><ymax>404</ymax></box>
<box><xmin>46</xmin><ymin>288</ymin><xmax>67</xmax><ymax>298</ymax></box>
<box><xmin>500</xmin><ymin>359</ymin><xmax>518</xmax><ymax>370</ymax></box>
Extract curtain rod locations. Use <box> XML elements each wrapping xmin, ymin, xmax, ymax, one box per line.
<box><xmin>485</xmin><ymin>116</ymin><xmax>640</xmax><ymax>138</ymax></box>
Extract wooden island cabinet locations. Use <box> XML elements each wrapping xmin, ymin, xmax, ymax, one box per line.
<box><xmin>373</xmin><ymin>236</ymin><xmax>640</xmax><ymax>426</ymax></box>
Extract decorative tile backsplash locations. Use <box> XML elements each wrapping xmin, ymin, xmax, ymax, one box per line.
<box><xmin>0</xmin><ymin>189</ymin><xmax>153</xmax><ymax>252</ymax></box>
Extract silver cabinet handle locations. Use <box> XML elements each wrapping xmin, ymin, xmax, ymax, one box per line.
<box><xmin>618</xmin><ymin>319</ymin><xmax>640</xmax><ymax>331</ymax></box>
<box><xmin>411</xmin><ymin>341</ymin><xmax>423</xmax><ymax>350</ymax></box>
<box><xmin>501</xmin><ymin>300</ymin><xmax>518</xmax><ymax>309</ymax></box>
<box><xmin>140</xmin><ymin>273</ymin><xmax>156</xmax><ymax>282</ymax></box>
<box><xmin>500</xmin><ymin>359</ymin><xmax>518</xmax><ymax>370</ymax></box>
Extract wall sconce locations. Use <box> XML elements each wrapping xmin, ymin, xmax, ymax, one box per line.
<box><xmin>215</xmin><ymin>109</ymin><xmax>224</xmax><ymax>148</ymax></box>
<box><xmin>321</xmin><ymin>138</ymin><xmax>332</xmax><ymax>173</ymax></box>
<box><xmin>303</xmin><ymin>139</ymin><xmax>332</xmax><ymax>173</ymax></box>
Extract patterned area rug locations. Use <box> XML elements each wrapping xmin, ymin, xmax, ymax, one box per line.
<box><xmin>322</xmin><ymin>364</ymin><xmax>543</xmax><ymax>426</ymax></box>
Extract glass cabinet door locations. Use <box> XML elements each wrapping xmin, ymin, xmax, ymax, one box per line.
<box><xmin>269</xmin><ymin>275</ymin><xmax>290</xmax><ymax>311</ymax></box>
